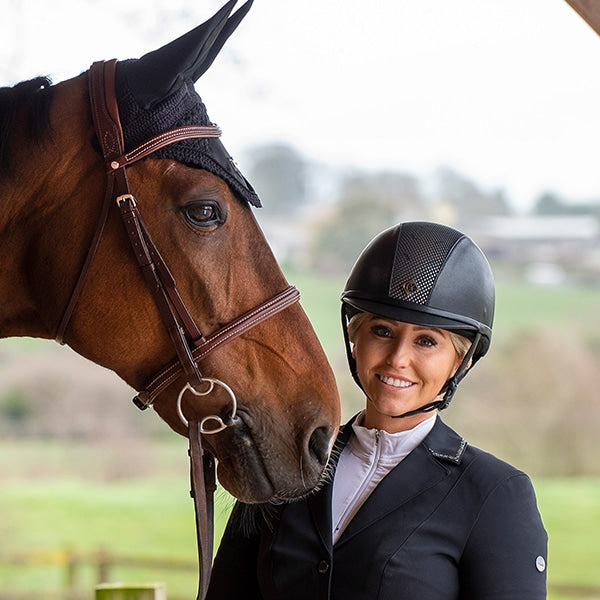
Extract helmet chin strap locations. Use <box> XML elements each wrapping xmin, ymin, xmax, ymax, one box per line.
<box><xmin>391</xmin><ymin>333</ymin><xmax>482</xmax><ymax>419</ymax></box>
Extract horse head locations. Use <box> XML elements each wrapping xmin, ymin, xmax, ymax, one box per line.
<box><xmin>0</xmin><ymin>0</ymin><xmax>340</xmax><ymax>503</ymax></box>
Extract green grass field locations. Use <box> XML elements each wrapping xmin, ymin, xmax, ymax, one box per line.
<box><xmin>0</xmin><ymin>439</ymin><xmax>202</xmax><ymax>599</ymax></box>
<box><xmin>1</xmin><ymin>276</ymin><xmax>599</xmax><ymax>598</ymax></box>
<box><xmin>0</xmin><ymin>456</ymin><xmax>599</xmax><ymax>599</ymax></box>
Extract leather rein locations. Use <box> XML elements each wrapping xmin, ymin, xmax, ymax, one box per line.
<box><xmin>55</xmin><ymin>59</ymin><xmax>300</xmax><ymax>599</ymax></box>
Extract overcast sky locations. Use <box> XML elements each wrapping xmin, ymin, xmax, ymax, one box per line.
<box><xmin>2</xmin><ymin>0</ymin><xmax>599</xmax><ymax>211</ymax></box>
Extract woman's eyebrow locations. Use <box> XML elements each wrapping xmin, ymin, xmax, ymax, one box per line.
<box><xmin>413</xmin><ymin>326</ymin><xmax>445</xmax><ymax>335</ymax></box>
<box><xmin>369</xmin><ymin>318</ymin><xmax>447</xmax><ymax>336</ymax></box>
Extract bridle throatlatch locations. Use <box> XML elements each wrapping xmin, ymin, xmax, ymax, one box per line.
<box><xmin>55</xmin><ymin>59</ymin><xmax>300</xmax><ymax>600</ymax></box>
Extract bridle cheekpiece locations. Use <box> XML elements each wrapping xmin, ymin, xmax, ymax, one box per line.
<box><xmin>55</xmin><ymin>58</ymin><xmax>300</xmax><ymax>600</ymax></box>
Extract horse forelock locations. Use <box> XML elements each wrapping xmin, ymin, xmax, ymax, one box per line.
<box><xmin>115</xmin><ymin>59</ymin><xmax>261</xmax><ymax>208</ymax></box>
<box><xmin>0</xmin><ymin>77</ymin><xmax>54</xmax><ymax>176</ymax></box>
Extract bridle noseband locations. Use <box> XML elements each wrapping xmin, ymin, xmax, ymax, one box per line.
<box><xmin>55</xmin><ymin>59</ymin><xmax>301</xmax><ymax>599</ymax></box>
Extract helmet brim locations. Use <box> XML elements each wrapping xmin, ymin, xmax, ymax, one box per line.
<box><xmin>342</xmin><ymin>295</ymin><xmax>491</xmax><ymax>350</ymax></box>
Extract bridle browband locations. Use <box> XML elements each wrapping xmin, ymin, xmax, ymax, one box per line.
<box><xmin>55</xmin><ymin>59</ymin><xmax>301</xmax><ymax>599</ymax></box>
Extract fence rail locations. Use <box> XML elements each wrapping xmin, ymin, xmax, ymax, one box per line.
<box><xmin>1</xmin><ymin>548</ymin><xmax>600</xmax><ymax>599</ymax></box>
<box><xmin>0</xmin><ymin>548</ymin><xmax>197</xmax><ymax>600</ymax></box>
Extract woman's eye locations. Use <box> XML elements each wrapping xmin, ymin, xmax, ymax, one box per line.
<box><xmin>417</xmin><ymin>336</ymin><xmax>437</xmax><ymax>348</ymax></box>
<box><xmin>182</xmin><ymin>202</ymin><xmax>224</xmax><ymax>227</ymax></box>
<box><xmin>371</xmin><ymin>325</ymin><xmax>392</xmax><ymax>338</ymax></box>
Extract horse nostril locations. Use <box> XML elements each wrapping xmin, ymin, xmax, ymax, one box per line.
<box><xmin>308</xmin><ymin>426</ymin><xmax>332</xmax><ymax>467</ymax></box>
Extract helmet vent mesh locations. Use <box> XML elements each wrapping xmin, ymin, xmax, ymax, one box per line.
<box><xmin>389</xmin><ymin>223</ymin><xmax>463</xmax><ymax>305</ymax></box>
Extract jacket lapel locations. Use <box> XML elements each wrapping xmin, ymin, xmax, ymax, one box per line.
<box><xmin>335</xmin><ymin>417</ymin><xmax>466</xmax><ymax>546</ymax></box>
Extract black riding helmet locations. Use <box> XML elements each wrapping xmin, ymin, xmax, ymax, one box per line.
<box><xmin>341</xmin><ymin>221</ymin><xmax>495</xmax><ymax>417</ymax></box>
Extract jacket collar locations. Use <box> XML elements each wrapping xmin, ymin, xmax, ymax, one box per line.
<box><xmin>337</xmin><ymin>413</ymin><xmax>466</xmax><ymax>464</ymax></box>
<box><xmin>423</xmin><ymin>416</ymin><xmax>467</xmax><ymax>465</ymax></box>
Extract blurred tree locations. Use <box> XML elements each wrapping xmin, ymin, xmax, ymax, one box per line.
<box><xmin>0</xmin><ymin>387</ymin><xmax>32</xmax><ymax>430</ymax></box>
<box><xmin>533</xmin><ymin>191</ymin><xmax>568</xmax><ymax>215</ymax></box>
<box><xmin>533</xmin><ymin>190</ymin><xmax>600</xmax><ymax>218</ymax></box>
<box><xmin>431</xmin><ymin>166</ymin><xmax>512</xmax><ymax>225</ymax></box>
<box><xmin>245</xmin><ymin>143</ymin><xmax>308</xmax><ymax>216</ymax></box>
<box><xmin>308</xmin><ymin>170</ymin><xmax>425</xmax><ymax>275</ymax></box>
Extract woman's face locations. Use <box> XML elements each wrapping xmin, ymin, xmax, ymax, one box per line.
<box><xmin>353</xmin><ymin>315</ymin><xmax>461</xmax><ymax>432</ymax></box>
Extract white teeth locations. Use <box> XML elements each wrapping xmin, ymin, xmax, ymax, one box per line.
<box><xmin>379</xmin><ymin>375</ymin><xmax>413</xmax><ymax>388</ymax></box>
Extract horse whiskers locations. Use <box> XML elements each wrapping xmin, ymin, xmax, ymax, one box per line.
<box><xmin>319</xmin><ymin>453</ymin><xmax>338</xmax><ymax>487</ymax></box>
<box><xmin>299</xmin><ymin>453</ymin><xmax>307</xmax><ymax>490</ymax></box>
<box><xmin>300</xmin><ymin>445</ymin><xmax>339</xmax><ymax>497</ymax></box>
<box><xmin>226</xmin><ymin>453</ymin><xmax>340</xmax><ymax>539</ymax></box>
<box><xmin>270</xmin><ymin>447</ymin><xmax>340</xmax><ymax>505</ymax></box>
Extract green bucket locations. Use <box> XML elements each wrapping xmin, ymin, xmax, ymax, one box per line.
<box><xmin>95</xmin><ymin>583</ymin><xmax>167</xmax><ymax>600</ymax></box>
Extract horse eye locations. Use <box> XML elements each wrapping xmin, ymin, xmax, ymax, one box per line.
<box><xmin>182</xmin><ymin>202</ymin><xmax>224</xmax><ymax>228</ymax></box>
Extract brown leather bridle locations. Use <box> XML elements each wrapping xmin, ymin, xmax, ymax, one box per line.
<box><xmin>55</xmin><ymin>59</ymin><xmax>301</xmax><ymax>599</ymax></box>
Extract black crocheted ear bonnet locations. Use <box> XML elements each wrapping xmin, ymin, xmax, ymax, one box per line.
<box><xmin>110</xmin><ymin>0</ymin><xmax>260</xmax><ymax>208</ymax></box>
<box><xmin>115</xmin><ymin>64</ymin><xmax>260</xmax><ymax>208</ymax></box>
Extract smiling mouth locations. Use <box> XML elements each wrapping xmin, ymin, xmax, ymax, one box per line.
<box><xmin>378</xmin><ymin>374</ymin><xmax>415</xmax><ymax>388</ymax></box>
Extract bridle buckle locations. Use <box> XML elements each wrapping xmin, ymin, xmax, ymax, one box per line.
<box><xmin>116</xmin><ymin>193</ymin><xmax>136</xmax><ymax>207</ymax></box>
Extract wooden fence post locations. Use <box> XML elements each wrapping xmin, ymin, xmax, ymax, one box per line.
<box><xmin>96</xmin><ymin>547</ymin><xmax>111</xmax><ymax>583</ymax></box>
<box><xmin>95</xmin><ymin>583</ymin><xmax>167</xmax><ymax>600</ymax></box>
<box><xmin>65</xmin><ymin>548</ymin><xmax>79</xmax><ymax>596</ymax></box>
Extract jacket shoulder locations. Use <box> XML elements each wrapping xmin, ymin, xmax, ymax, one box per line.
<box><xmin>427</xmin><ymin>418</ymin><xmax>530</xmax><ymax>484</ymax></box>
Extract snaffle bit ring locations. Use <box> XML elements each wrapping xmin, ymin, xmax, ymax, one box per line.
<box><xmin>176</xmin><ymin>378</ymin><xmax>238</xmax><ymax>434</ymax></box>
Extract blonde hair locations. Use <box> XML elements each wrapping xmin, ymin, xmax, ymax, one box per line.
<box><xmin>347</xmin><ymin>311</ymin><xmax>370</xmax><ymax>344</ymax></box>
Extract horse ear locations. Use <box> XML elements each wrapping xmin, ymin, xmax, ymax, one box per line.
<box><xmin>125</xmin><ymin>0</ymin><xmax>253</xmax><ymax>109</ymax></box>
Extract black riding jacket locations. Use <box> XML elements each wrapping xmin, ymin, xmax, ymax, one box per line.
<box><xmin>207</xmin><ymin>416</ymin><xmax>548</xmax><ymax>599</ymax></box>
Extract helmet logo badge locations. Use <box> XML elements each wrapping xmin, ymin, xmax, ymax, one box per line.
<box><xmin>401</xmin><ymin>279</ymin><xmax>419</xmax><ymax>297</ymax></box>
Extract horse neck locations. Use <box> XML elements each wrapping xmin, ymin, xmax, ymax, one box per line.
<box><xmin>0</xmin><ymin>75</ymin><xmax>100</xmax><ymax>339</ymax></box>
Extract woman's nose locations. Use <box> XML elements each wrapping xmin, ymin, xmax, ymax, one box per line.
<box><xmin>385</xmin><ymin>339</ymin><xmax>411</xmax><ymax>368</ymax></box>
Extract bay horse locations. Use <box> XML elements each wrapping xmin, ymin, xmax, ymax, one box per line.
<box><xmin>0</xmin><ymin>0</ymin><xmax>340</xmax><ymax>510</ymax></box>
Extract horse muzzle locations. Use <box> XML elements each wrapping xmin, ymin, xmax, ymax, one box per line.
<box><xmin>203</xmin><ymin>407</ymin><xmax>335</xmax><ymax>504</ymax></box>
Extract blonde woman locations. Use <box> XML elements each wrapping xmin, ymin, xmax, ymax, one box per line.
<box><xmin>208</xmin><ymin>222</ymin><xmax>548</xmax><ymax>599</ymax></box>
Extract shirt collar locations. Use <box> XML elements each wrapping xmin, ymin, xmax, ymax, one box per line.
<box><xmin>349</xmin><ymin>411</ymin><xmax>437</xmax><ymax>463</ymax></box>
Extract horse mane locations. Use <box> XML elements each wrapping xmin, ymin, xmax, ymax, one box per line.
<box><xmin>228</xmin><ymin>501</ymin><xmax>281</xmax><ymax>538</ymax></box>
<box><xmin>0</xmin><ymin>76</ymin><xmax>54</xmax><ymax>175</ymax></box>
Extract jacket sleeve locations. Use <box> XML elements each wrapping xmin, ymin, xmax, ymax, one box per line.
<box><xmin>206</xmin><ymin>502</ymin><xmax>264</xmax><ymax>600</ymax></box>
<box><xmin>459</xmin><ymin>472</ymin><xmax>548</xmax><ymax>599</ymax></box>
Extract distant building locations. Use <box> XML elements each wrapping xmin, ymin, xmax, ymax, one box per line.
<box><xmin>471</xmin><ymin>215</ymin><xmax>600</xmax><ymax>285</ymax></box>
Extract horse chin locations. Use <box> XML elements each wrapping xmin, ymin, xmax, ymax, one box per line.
<box><xmin>211</xmin><ymin>417</ymin><xmax>276</xmax><ymax>503</ymax></box>
<box><xmin>216</xmin><ymin>458</ymin><xmax>275</xmax><ymax>505</ymax></box>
